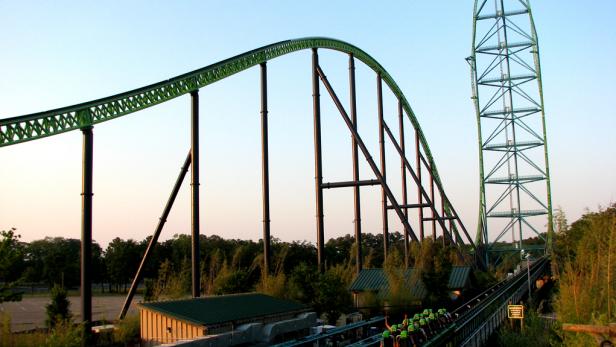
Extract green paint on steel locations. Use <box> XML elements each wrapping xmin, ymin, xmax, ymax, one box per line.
<box><xmin>138</xmin><ymin>293</ymin><xmax>306</xmax><ymax>326</ymax></box>
<box><xmin>469</xmin><ymin>1</ymin><xmax>553</xmax><ymax>260</ymax></box>
<box><xmin>0</xmin><ymin>37</ymin><xmax>450</xmax><ymax>207</ymax></box>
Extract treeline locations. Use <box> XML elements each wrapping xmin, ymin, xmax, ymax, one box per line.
<box><xmin>0</xmin><ymin>229</ymin><xmax>449</xmax><ymax>293</ymax></box>
<box><xmin>552</xmin><ymin>204</ymin><xmax>616</xmax><ymax>345</ymax></box>
<box><xmin>0</xmin><ymin>228</ymin><xmax>466</xmax><ymax>323</ymax></box>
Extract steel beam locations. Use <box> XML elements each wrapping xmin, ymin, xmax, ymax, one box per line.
<box><xmin>190</xmin><ymin>90</ymin><xmax>200</xmax><ymax>297</ymax></box>
<box><xmin>260</xmin><ymin>62</ymin><xmax>271</xmax><ymax>275</ymax></box>
<box><xmin>381</xmin><ymin>121</ymin><xmax>467</xmax><ymax>263</ymax></box>
<box><xmin>415</xmin><ymin>129</ymin><xmax>425</xmax><ymax>241</ymax></box>
<box><xmin>418</xmin><ymin>154</ymin><xmax>481</xmax><ymax>253</ymax></box>
<box><xmin>398</xmin><ymin>100</ymin><xmax>409</xmax><ymax>268</ymax></box>
<box><xmin>119</xmin><ymin>151</ymin><xmax>191</xmax><ymax>319</ymax></box>
<box><xmin>322</xmin><ymin>179</ymin><xmax>380</xmax><ymax>189</ymax></box>
<box><xmin>349</xmin><ymin>54</ymin><xmax>362</xmax><ymax>274</ymax></box>
<box><xmin>80</xmin><ymin>125</ymin><xmax>93</xmax><ymax>344</ymax></box>
<box><xmin>312</xmin><ymin>49</ymin><xmax>325</xmax><ymax>273</ymax></box>
<box><xmin>316</xmin><ymin>65</ymin><xmax>418</xmax><ymax>243</ymax></box>
<box><xmin>377</xmin><ymin>74</ymin><xmax>389</xmax><ymax>259</ymax></box>
<box><xmin>387</xmin><ymin>203</ymin><xmax>431</xmax><ymax>210</ymax></box>
<box><xmin>430</xmin><ymin>166</ymin><xmax>436</xmax><ymax>239</ymax></box>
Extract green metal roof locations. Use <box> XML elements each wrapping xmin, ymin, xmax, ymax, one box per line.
<box><xmin>138</xmin><ymin>293</ymin><xmax>307</xmax><ymax>326</ymax></box>
<box><xmin>348</xmin><ymin>266</ymin><xmax>472</xmax><ymax>300</ymax></box>
<box><xmin>448</xmin><ymin>266</ymin><xmax>471</xmax><ymax>289</ymax></box>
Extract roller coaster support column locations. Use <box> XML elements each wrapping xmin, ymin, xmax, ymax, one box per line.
<box><xmin>190</xmin><ymin>90</ymin><xmax>200</xmax><ymax>297</ymax></box>
<box><xmin>398</xmin><ymin>100</ymin><xmax>409</xmax><ymax>268</ymax></box>
<box><xmin>312</xmin><ymin>48</ymin><xmax>325</xmax><ymax>273</ymax></box>
<box><xmin>316</xmin><ymin>65</ymin><xmax>419</xmax><ymax>246</ymax></box>
<box><xmin>349</xmin><ymin>54</ymin><xmax>362</xmax><ymax>274</ymax></box>
<box><xmin>377</xmin><ymin>74</ymin><xmax>388</xmax><ymax>259</ymax></box>
<box><xmin>260</xmin><ymin>62</ymin><xmax>271</xmax><ymax>275</ymax></box>
<box><xmin>80</xmin><ymin>125</ymin><xmax>93</xmax><ymax>344</ymax></box>
<box><xmin>430</xmin><ymin>165</ymin><xmax>436</xmax><ymax>239</ymax></box>
<box><xmin>119</xmin><ymin>152</ymin><xmax>192</xmax><ymax>319</ymax></box>
<box><xmin>415</xmin><ymin>129</ymin><xmax>424</xmax><ymax>241</ymax></box>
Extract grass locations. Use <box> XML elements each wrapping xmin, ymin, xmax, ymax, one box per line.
<box><xmin>0</xmin><ymin>312</ymin><xmax>141</xmax><ymax>347</ymax></box>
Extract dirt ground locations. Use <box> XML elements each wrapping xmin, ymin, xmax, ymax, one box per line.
<box><xmin>0</xmin><ymin>295</ymin><xmax>142</xmax><ymax>332</ymax></box>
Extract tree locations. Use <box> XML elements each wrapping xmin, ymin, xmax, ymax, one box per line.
<box><xmin>45</xmin><ymin>284</ymin><xmax>72</xmax><ymax>328</ymax></box>
<box><xmin>414</xmin><ymin>238</ymin><xmax>452</xmax><ymax>307</ymax></box>
<box><xmin>383</xmin><ymin>248</ymin><xmax>415</xmax><ymax>313</ymax></box>
<box><xmin>105</xmin><ymin>238</ymin><xmax>141</xmax><ymax>292</ymax></box>
<box><xmin>555</xmin><ymin>204</ymin><xmax>616</xmax><ymax>335</ymax></box>
<box><xmin>313</xmin><ymin>270</ymin><xmax>353</xmax><ymax>325</ymax></box>
<box><xmin>0</xmin><ymin>228</ymin><xmax>24</xmax><ymax>302</ymax></box>
<box><xmin>287</xmin><ymin>263</ymin><xmax>319</xmax><ymax>305</ymax></box>
<box><xmin>154</xmin><ymin>259</ymin><xmax>190</xmax><ymax>300</ymax></box>
<box><xmin>23</xmin><ymin>237</ymin><xmax>80</xmax><ymax>288</ymax></box>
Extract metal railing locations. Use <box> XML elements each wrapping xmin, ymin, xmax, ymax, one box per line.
<box><xmin>425</xmin><ymin>256</ymin><xmax>549</xmax><ymax>347</ymax></box>
<box><xmin>347</xmin><ymin>257</ymin><xmax>550</xmax><ymax>347</ymax></box>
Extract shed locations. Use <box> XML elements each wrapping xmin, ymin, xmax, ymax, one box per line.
<box><xmin>348</xmin><ymin>266</ymin><xmax>473</xmax><ymax>306</ymax></box>
<box><xmin>138</xmin><ymin>293</ymin><xmax>313</xmax><ymax>346</ymax></box>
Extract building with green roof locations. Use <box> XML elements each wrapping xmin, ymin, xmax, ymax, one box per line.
<box><xmin>348</xmin><ymin>266</ymin><xmax>474</xmax><ymax>308</ymax></box>
<box><xmin>138</xmin><ymin>293</ymin><xmax>316</xmax><ymax>346</ymax></box>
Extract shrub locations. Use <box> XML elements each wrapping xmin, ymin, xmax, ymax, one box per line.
<box><xmin>45</xmin><ymin>285</ymin><xmax>72</xmax><ymax>328</ymax></box>
<box><xmin>114</xmin><ymin>314</ymin><xmax>140</xmax><ymax>346</ymax></box>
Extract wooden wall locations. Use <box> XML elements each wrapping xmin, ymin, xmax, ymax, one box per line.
<box><xmin>140</xmin><ymin>309</ymin><xmax>206</xmax><ymax>346</ymax></box>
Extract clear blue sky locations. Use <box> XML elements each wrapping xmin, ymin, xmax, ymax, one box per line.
<box><xmin>1</xmin><ymin>1</ymin><xmax>615</xmax><ymax>247</ymax></box>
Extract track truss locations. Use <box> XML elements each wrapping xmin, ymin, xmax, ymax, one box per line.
<box><xmin>468</xmin><ymin>1</ymin><xmax>553</xmax><ymax>263</ymax></box>
<box><xmin>2</xmin><ymin>37</ymin><xmax>487</xmax><ymax>328</ymax></box>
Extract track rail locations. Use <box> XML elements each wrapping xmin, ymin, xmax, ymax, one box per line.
<box><xmin>0</xmin><ymin>36</ymin><xmax>478</xmax><ymax>262</ymax></box>
<box><xmin>426</xmin><ymin>256</ymin><xmax>549</xmax><ymax>346</ymax></box>
<box><xmin>347</xmin><ymin>257</ymin><xmax>548</xmax><ymax>347</ymax></box>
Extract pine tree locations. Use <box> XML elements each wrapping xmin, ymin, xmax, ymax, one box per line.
<box><xmin>45</xmin><ymin>284</ymin><xmax>72</xmax><ymax>328</ymax></box>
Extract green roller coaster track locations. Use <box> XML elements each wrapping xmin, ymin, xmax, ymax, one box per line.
<box><xmin>469</xmin><ymin>0</ymin><xmax>553</xmax><ymax>263</ymax></box>
<box><xmin>0</xmin><ymin>37</ymin><xmax>468</xmax><ymax>244</ymax></box>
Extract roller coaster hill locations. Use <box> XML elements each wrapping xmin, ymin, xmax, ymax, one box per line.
<box><xmin>0</xmin><ymin>0</ymin><xmax>554</xmax><ymax>345</ymax></box>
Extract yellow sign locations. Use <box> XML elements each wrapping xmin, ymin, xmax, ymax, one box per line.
<box><xmin>508</xmin><ymin>305</ymin><xmax>524</xmax><ymax>319</ymax></box>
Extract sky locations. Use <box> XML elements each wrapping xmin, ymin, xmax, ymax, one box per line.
<box><xmin>1</xmin><ymin>1</ymin><xmax>615</xmax><ymax>248</ymax></box>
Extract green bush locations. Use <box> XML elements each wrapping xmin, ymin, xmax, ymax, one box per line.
<box><xmin>114</xmin><ymin>314</ymin><xmax>140</xmax><ymax>346</ymax></box>
<box><xmin>498</xmin><ymin>310</ymin><xmax>557</xmax><ymax>347</ymax></box>
<box><xmin>44</xmin><ymin>320</ymin><xmax>82</xmax><ymax>347</ymax></box>
<box><xmin>45</xmin><ymin>285</ymin><xmax>72</xmax><ymax>328</ymax></box>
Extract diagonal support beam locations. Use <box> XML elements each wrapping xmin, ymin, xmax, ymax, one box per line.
<box><xmin>119</xmin><ymin>151</ymin><xmax>192</xmax><ymax>319</ymax></box>
<box><xmin>382</xmin><ymin>121</ymin><xmax>466</xmax><ymax>262</ymax></box>
<box><xmin>418</xmin><ymin>153</ymin><xmax>482</xmax><ymax>249</ymax></box>
<box><xmin>316</xmin><ymin>65</ymin><xmax>418</xmax><ymax>243</ymax></box>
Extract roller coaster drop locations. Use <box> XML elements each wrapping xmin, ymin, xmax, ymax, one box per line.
<box><xmin>1</xmin><ymin>1</ymin><xmax>552</xmax><ymax>338</ymax></box>
<box><xmin>0</xmin><ymin>38</ymin><xmax>483</xmax><ymax>334</ymax></box>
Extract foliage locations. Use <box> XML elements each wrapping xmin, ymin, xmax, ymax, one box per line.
<box><xmin>497</xmin><ymin>310</ymin><xmax>556</xmax><ymax>347</ymax></box>
<box><xmin>0</xmin><ymin>228</ymin><xmax>25</xmax><ymax>283</ymax></box>
<box><xmin>22</xmin><ymin>237</ymin><xmax>104</xmax><ymax>290</ymax></box>
<box><xmin>0</xmin><ymin>228</ymin><xmax>24</xmax><ymax>303</ymax></box>
<box><xmin>256</xmin><ymin>271</ymin><xmax>287</xmax><ymax>299</ymax></box>
<box><xmin>45</xmin><ymin>285</ymin><xmax>72</xmax><ymax>329</ymax></box>
<box><xmin>211</xmin><ymin>263</ymin><xmax>250</xmax><ymax>295</ymax></box>
<box><xmin>553</xmin><ymin>204</ymin><xmax>616</xmax><ymax>345</ymax></box>
<box><xmin>143</xmin><ymin>278</ymin><xmax>155</xmax><ymax>302</ymax></box>
<box><xmin>44</xmin><ymin>320</ymin><xmax>82</xmax><ymax>347</ymax></box>
<box><xmin>383</xmin><ymin>248</ymin><xmax>415</xmax><ymax>313</ymax></box>
<box><xmin>113</xmin><ymin>314</ymin><xmax>140</xmax><ymax>346</ymax></box>
<box><xmin>414</xmin><ymin>238</ymin><xmax>453</xmax><ymax>306</ymax></box>
<box><xmin>313</xmin><ymin>269</ymin><xmax>353</xmax><ymax>325</ymax></box>
<box><xmin>153</xmin><ymin>259</ymin><xmax>190</xmax><ymax>300</ymax></box>
<box><xmin>105</xmin><ymin>237</ymin><xmax>141</xmax><ymax>293</ymax></box>
<box><xmin>287</xmin><ymin>263</ymin><xmax>319</xmax><ymax>305</ymax></box>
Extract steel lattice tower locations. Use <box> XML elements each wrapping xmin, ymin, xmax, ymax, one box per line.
<box><xmin>468</xmin><ymin>0</ymin><xmax>553</xmax><ymax>263</ymax></box>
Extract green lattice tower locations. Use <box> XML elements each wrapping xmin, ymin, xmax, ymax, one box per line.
<box><xmin>468</xmin><ymin>0</ymin><xmax>553</xmax><ymax>264</ymax></box>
